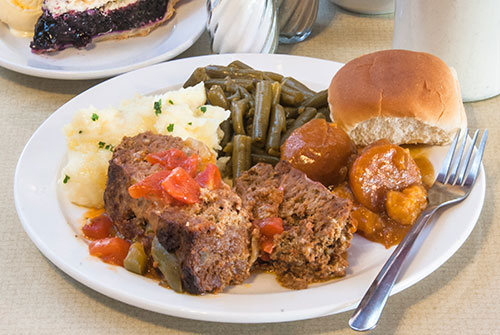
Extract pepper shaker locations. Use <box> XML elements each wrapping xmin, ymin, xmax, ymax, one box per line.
<box><xmin>277</xmin><ymin>0</ymin><xmax>319</xmax><ymax>44</ymax></box>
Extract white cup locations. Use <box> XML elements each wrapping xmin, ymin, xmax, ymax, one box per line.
<box><xmin>393</xmin><ymin>0</ymin><xmax>500</xmax><ymax>102</ymax></box>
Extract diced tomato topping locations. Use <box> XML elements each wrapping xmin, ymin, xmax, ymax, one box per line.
<box><xmin>128</xmin><ymin>170</ymin><xmax>172</xmax><ymax>200</ymax></box>
<box><xmin>260</xmin><ymin>238</ymin><xmax>275</xmax><ymax>254</ymax></box>
<box><xmin>255</xmin><ymin>217</ymin><xmax>284</xmax><ymax>238</ymax></box>
<box><xmin>181</xmin><ymin>154</ymin><xmax>199</xmax><ymax>177</ymax></box>
<box><xmin>89</xmin><ymin>237</ymin><xmax>131</xmax><ymax>266</ymax></box>
<box><xmin>253</xmin><ymin>217</ymin><xmax>284</xmax><ymax>256</ymax></box>
<box><xmin>195</xmin><ymin>164</ymin><xmax>221</xmax><ymax>190</ymax></box>
<box><xmin>146</xmin><ymin>148</ymin><xmax>190</xmax><ymax>168</ymax></box>
<box><xmin>161</xmin><ymin>167</ymin><xmax>200</xmax><ymax>204</ymax></box>
<box><xmin>82</xmin><ymin>213</ymin><xmax>113</xmax><ymax>240</ymax></box>
<box><xmin>146</xmin><ymin>148</ymin><xmax>199</xmax><ymax>177</ymax></box>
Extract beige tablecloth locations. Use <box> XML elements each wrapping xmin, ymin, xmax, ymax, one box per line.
<box><xmin>2</xmin><ymin>1</ymin><xmax>499</xmax><ymax>334</ymax></box>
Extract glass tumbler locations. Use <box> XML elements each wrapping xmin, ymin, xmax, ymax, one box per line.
<box><xmin>206</xmin><ymin>0</ymin><xmax>279</xmax><ymax>54</ymax></box>
<box><xmin>277</xmin><ymin>0</ymin><xmax>319</xmax><ymax>44</ymax></box>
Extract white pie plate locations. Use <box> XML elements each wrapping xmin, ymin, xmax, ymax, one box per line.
<box><xmin>14</xmin><ymin>54</ymin><xmax>486</xmax><ymax>323</ymax></box>
<box><xmin>0</xmin><ymin>0</ymin><xmax>205</xmax><ymax>80</ymax></box>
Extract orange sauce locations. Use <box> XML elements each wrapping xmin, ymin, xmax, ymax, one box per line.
<box><xmin>409</xmin><ymin>150</ymin><xmax>435</xmax><ymax>188</ymax></box>
<box><xmin>334</xmin><ymin>145</ymin><xmax>434</xmax><ymax>248</ymax></box>
<box><xmin>82</xmin><ymin>208</ymin><xmax>105</xmax><ymax>221</ymax></box>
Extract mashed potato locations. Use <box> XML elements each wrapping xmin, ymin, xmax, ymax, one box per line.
<box><xmin>61</xmin><ymin>83</ymin><xmax>229</xmax><ymax>208</ymax></box>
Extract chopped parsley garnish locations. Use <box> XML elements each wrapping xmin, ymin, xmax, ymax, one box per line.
<box><xmin>98</xmin><ymin>141</ymin><xmax>114</xmax><ymax>152</ymax></box>
<box><xmin>63</xmin><ymin>175</ymin><xmax>70</xmax><ymax>184</ymax></box>
<box><xmin>154</xmin><ymin>99</ymin><xmax>162</xmax><ymax>116</ymax></box>
<box><xmin>167</xmin><ymin>123</ymin><xmax>174</xmax><ymax>132</ymax></box>
<box><xmin>169</xmin><ymin>99</ymin><xmax>174</xmax><ymax>105</ymax></box>
<box><xmin>188</xmin><ymin>122</ymin><xmax>192</xmax><ymax>126</ymax></box>
<box><xmin>200</xmin><ymin>106</ymin><xmax>207</xmax><ymax>113</ymax></box>
<box><xmin>91</xmin><ymin>113</ymin><xmax>99</xmax><ymax>121</ymax></box>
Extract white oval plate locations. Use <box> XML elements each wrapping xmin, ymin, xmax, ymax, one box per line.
<box><xmin>0</xmin><ymin>0</ymin><xmax>205</xmax><ymax>80</ymax></box>
<box><xmin>14</xmin><ymin>54</ymin><xmax>486</xmax><ymax>323</ymax></box>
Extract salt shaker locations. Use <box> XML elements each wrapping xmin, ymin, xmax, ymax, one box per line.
<box><xmin>277</xmin><ymin>0</ymin><xmax>319</xmax><ymax>44</ymax></box>
<box><xmin>206</xmin><ymin>0</ymin><xmax>278</xmax><ymax>54</ymax></box>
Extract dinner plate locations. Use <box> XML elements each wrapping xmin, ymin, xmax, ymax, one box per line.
<box><xmin>0</xmin><ymin>0</ymin><xmax>205</xmax><ymax>80</ymax></box>
<box><xmin>14</xmin><ymin>54</ymin><xmax>486</xmax><ymax>323</ymax></box>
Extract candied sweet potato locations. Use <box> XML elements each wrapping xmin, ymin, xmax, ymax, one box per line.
<box><xmin>349</xmin><ymin>139</ymin><xmax>422</xmax><ymax>212</ymax></box>
<box><xmin>281</xmin><ymin>119</ymin><xmax>356</xmax><ymax>186</ymax></box>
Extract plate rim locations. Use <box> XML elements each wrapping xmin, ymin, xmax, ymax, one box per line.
<box><xmin>13</xmin><ymin>53</ymin><xmax>487</xmax><ymax>323</ymax></box>
<box><xmin>0</xmin><ymin>0</ymin><xmax>206</xmax><ymax>80</ymax></box>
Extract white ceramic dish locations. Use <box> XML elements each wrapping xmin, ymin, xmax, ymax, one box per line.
<box><xmin>0</xmin><ymin>0</ymin><xmax>206</xmax><ymax>80</ymax></box>
<box><xmin>14</xmin><ymin>54</ymin><xmax>485</xmax><ymax>323</ymax></box>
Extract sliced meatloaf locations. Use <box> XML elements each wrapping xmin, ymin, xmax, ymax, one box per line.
<box><xmin>104</xmin><ymin>132</ymin><xmax>252</xmax><ymax>294</ymax></box>
<box><xmin>234</xmin><ymin>161</ymin><xmax>354</xmax><ymax>289</ymax></box>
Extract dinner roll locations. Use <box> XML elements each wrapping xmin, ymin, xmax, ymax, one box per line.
<box><xmin>328</xmin><ymin>49</ymin><xmax>467</xmax><ymax>146</ymax></box>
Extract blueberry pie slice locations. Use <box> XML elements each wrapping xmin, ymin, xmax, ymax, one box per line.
<box><xmin>30</xmin><ymin>0</ymin><xmax>179</xmax><ymax>53</ymax></box>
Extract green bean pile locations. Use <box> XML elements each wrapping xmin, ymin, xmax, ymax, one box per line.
<box><xmin>183</xmin><ymin>60</ymin><xmax>330</xmax><ymax>178</ymax></box>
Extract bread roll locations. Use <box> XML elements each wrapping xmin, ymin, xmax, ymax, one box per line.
<box><xmin>328</xmin><ymin>49</ymin><xmax>467</xmax><ymax>146</ymax></box>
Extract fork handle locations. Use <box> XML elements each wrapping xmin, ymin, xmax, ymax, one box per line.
<box><xmin>349</xmin><ymin>206</ymin><xmax>438</xmax><ymax>331</ymax></box>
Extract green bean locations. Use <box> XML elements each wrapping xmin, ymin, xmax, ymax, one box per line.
<box><xmin>183</xmin><ymin>67</ymin><xmax>209</xmax><ymax>88</ymax></box>
<box><xmin>223</xmin><ymin>157</ymin><xmax>233</xmax><ymax>178</ymax></box>
<box><xmin>317</xmin><ymin>106</ymin><xmax>332</xmax><ymax>122</ymax></box>
<box><xmin>252</xmin><ymin>81</ymin><xmax>273</xmax><ymax>147</ymax></box>
<box><xmin>228</xmin><ymin>60</ymin><xmax>253</xmax><ymax>69</ymax></box>
<box><xmin>280</xmin><ymin>83</ymin><xmax>305</xmax><ymax>100</ymax></box>
<box><xmin>281</xmin><ymin>107</ymin><xmax>317</xmax><ymax>144</ymax></box>
<box><xmin>231</xmin><ymin>99</ymin><xmax>248</xmax><ymax>135</ymax></box>
<box><xmin>204</xmin><ymin>65</ymin><xmax>233</xmax><ymax>78</ymax></box>
<box><xmin>205</xmin><ymin>78</ymin><xmax>254</xmax><ymax>92</ymax></box>
<box><xmin>251</xmin><ymin>145</ymin><xmax>266</xmax><ymax>155</ymax></box>
<box><xmin>282</xmin><ymin>77</ymin><xmax>315</xmax><ymax>99</ymax></box>
<box><xmin>232</xmin><ymin>135</ymin><xmax>252</xmax><ymax>178</ymax></box>
<box><xmin>280</xmin><ymin>90</ymin><xmax>305</xmax><ymax>107</ymax></box>
<box><xmin>237</xmin><ymin>86</ymin><xmax>255</xmax><ymax>108</ymax></box>
<box><xmin>286</xmin><ymin>118</ymin><xmax>296</xmax><ymax>129</ymax></box>
<box><xmin>284</xmin><ymin>107</ymin><xmax>298</xmax><ymax>119</ymax></box>
<box><xmin>223</xmin><ymin>142</ymin><xmax>233</xmax><ymax>154</ymax></box>
<box><xmin>271</xmin><ymin>81</ymin><xmax>282</xmax><ymax>107</ymax></box>
<box><xmin>313</xmin><ymin>112</ymin><xmax>326</xmax><ymax>120</ymax></box>
<box><xmin>226</xmin><ymin>90</ymin><xmax>241</xmax><ymax>102</ymax></box>
<box><xmin>236</xmin><ymin>69</ymin><xmax>266</xmax><ymax>80</ymax></box>
<box><xmin>151</xmin><ymin>236</ymin><xmax>182</xmax><ymax>293</ymax></box>
<box><xmin>246</xmin><ymin>107</ymin><xmax>255</xmax><ymax>118</ymax></box>
<box><xmin>123</xmin><ymin>242</ymin><xmax>147</xmax><ymax>275</ymax></box>
<box><xmin>251</xmin><ymin>153</ymin><xmax>280</xmax><ymax>166</ymax></box>
<box><xmin>245</xmin><ymin>121</ymin><xmax>253</xmax><ymax>136</ymax></box>
<box><xmin>205</xmin><ymin>66</ymin><xmax>266</xmax><ymax>81</ymax></box>
<box><xmin>264</xmin><ymin>71</ymin><xmax>284</xmax><ymax>82</ymax></box>
<box><xmin>266</xmin><ymin>104</ymin><xmax>286</xmax><ymax>155</ymax></box>
<box><xmin>300</xmin><ymin>89</ymin><xmax>328</xmax><ymax>108</ymax></box>
<box><xmin>207</xmin><ymin>85</ymin><xmax>229</xmax><ymax>110</ymax></box>
<box><xmin>220</xmin><ymin>119</ymin><xmax>233</xmax><ymax>149</ymax></box>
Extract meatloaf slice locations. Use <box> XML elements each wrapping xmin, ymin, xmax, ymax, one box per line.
<box><xmin>104</xmin><ymin>132</ymin><xmax>252</xmax><ymax>294</ymax></box>
<box><xmin>234</xmin><ymin>161</ymin><xmax>354</xmax><ymax>289</ymax></box>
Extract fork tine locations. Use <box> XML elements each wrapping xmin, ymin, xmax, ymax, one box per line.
<box><xmin>457</xmin><ymin>129</ymin><xmax>479</xmax><ymax>185</ymax></box>
<box><xmin>464</xmin><ymin>129</ymin><xmax>488</xmax><ymax>187</ymax></box>
<box><xmin>448</xmin><ymin>128</ymin><xmax>469</xmax><ymax>185</ymax></box>
<box><xmin>436</xmin><ymin>129</ymin><xmax>461</xmax><ymax>184</ymax></box>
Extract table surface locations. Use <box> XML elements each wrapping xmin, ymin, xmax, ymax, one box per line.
<box><xmin>2</xmin><ymin>1</ymin><xmax>499</xmax><ymax>334</ymax></box>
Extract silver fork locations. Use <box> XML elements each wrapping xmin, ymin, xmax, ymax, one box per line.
<box><xmin>349</xmin><ymin>128</ymin><xmax>488</xmax><ymax>332</ymax></box>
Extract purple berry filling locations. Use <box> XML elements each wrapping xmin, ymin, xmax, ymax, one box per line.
<box><xmin>30</xmin><ymin>0</ymin><xmax>169</xmax><ymax>53</ymax></box>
